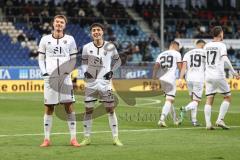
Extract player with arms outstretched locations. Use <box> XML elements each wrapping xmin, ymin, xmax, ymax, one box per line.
<box><xmin>80</xmin><ymin>23</ymin><xmax>122</xmax><ymax>146</ymax></box>
<box><xmin>152</xmin><ymin>41</ymin><xmax>182</xmax><ymax>127</ymax></box>
<box><xmin>204</xmin><ymin>26</ymin><xmax>240</xmax><ymax>130</ymax></box>
<box><xmin>38</xmin><ymin>15</ymin><xmax>80</xmax><ymax>147</ymax></box>
<box><xmin>178</xmin><ymin>40</ymin><xmax>206</xmax><ymax>126</ymax></box>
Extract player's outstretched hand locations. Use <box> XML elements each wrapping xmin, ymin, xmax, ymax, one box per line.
<box><xmin>103</xmin><ymin>71</ymin><xmax>113</xmax><ymax>80</ymax></box>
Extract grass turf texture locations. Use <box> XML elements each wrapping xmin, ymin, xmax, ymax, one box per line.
<box><xmin>0</xmin><ymin>91</ymin><xmax>239</xmax><ymax>160</ymax></box>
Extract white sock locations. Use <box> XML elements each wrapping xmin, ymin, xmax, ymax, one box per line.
<box><xmin>170</xmin><ymin>105</ymin><xmax>177</xmax><ymax>122</ymax></box>
<box><xmin>108</xmin><ymin>112</ymin><xmax>118</xmax><ymax>137</ymax></box>
<box><xmin>188</xmin><ymin>101</ymin><xmax>198</xmax><ymax>123</ymax></box>
<box><xmin>83</xmin><ymin>113</ymin><xmax>92</xmax><ymax>137</ymax></box>
<box><xmin>67</xmin><ymin>112</ymin><xmax>76</xmax><ymax>140</ymax></box>
<box><xmin>217</xmin><ymin>101</ymin><xmax>230</xmax><ymax>122</ymax></box>
<box><xmin>191</xmin><ymin>106</ymin><xmax>198</xmax><ymax>123</ymax></box>
<box><xmin>185</xmin><ymin>101</ymin><xmax>198</xmax><ymax>111</ymax></box>
<box><xmin>204</xmin><ymin>104</ymin><xmax>212</xmax><ymax>127</ymax></box>
<box><xmin>43</xmin><ymin>114</ymin><xmax>53</xmax><ymax>140</ymax></box>
<box><xmin>160</xmin><ymin>101</ymin><xmax>172</xmax><ymax>121</ymax></box>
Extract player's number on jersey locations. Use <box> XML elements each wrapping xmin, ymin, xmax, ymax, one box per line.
<box><xmin>207</xmin><ymin>51</ymin><xmax>217</xmax><ymax>65</ymax></box>
<box><xmin>190</xmin><ymin>54</ymin><xmax>201</xmax><ymax>67</ymax></box>
<box><xmin>159</xmin><ymin>56</ymin><xmax>173</xmax><ymax>68</ymax></box>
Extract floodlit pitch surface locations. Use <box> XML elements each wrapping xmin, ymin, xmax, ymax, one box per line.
<box><xmin>0</xmin><ymin>91</ymin><xmax>239</xmax><ymax>160</ymax></box>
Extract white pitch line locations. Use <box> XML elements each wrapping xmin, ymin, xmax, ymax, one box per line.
<box><xmin>1</xmin><ymin>95</ymin><xmax>240</xmax><ymax>113</ymax></box>
<box><xmin>0</xmin><ymin>126</ymin><xmax>240</xmax><ymax>138</ymax></box>
<box><xmin>0</xmin><ymin>96</ymin><xmax>160</xmax><ymax>106</ymax></box>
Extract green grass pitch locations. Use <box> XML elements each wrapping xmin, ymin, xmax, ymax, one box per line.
<box><xmin>0</xmin><ymin>91</ymin><xmax>239</xmax><ymax>160</ymax></box>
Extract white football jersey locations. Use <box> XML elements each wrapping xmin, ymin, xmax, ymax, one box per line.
<box><xmin>82</xmin><ymin>41</ymin><xmax>119</xmax><ymax>79</ymax></box>
<box><xmin>156</xmin><ymin>49</ymin><xmax>182</xmax><ymax>84</ymax></box>
<box><xmin>204</xmin><ymin>41</ymin><xmax>227</xmax><ymax>80</ymax></box>
<box><xmin>38</xmin><ymin>34</ymin><xmax>78</xmax><ymax>75</ymax></box>
<box><xmin>183</xmin><ymin>48</ymin><xmax>205</xmax><ymax>82</ymax></box>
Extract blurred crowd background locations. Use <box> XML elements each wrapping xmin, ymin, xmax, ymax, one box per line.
<box><xmin>0</xmin><ymin>0</ymin><xmax>240</xmax><ymax>67</ymax></box>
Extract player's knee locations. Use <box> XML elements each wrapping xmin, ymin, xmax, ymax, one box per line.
<box><xmin>164</xmin><ymin>100</ymin><xmax>172</xmax><ymax>106</ymax></box>
<box><xmin>192</xmin><ymin>100</ymin><xmax>200</xmax><ymax>105</ymax></box>
<box><xmin>85</xmin><ymin>107</ymin><xmax>94</xmax><ymax>114</ymax></box>
<box><xmin>105</xmin><ymin>105</ymin><xmax>115</xmax><ymax>114</ymax></box>
<box><xmin>64</xmin><ymin>103</ymin><xmax>73</xmax><ymax>114</ymax></box>
<box><xmin>166</xmin><ymin>98</ymin><xmax>174</xmax><ymax>104</ymax></box>
<box><xmin>206</xmin><ymin>96</ymin><xmax>214</xmax><ymax>105</ymax></box>
<box><xmin>104</xmin><ymin>102</ymin><xmax>114</xmax><ymax>108</ymax></box>
<box><xmin>166</xmin><ymin>95</ymin><xmax>175</xmax><ymax>103</ymax></box>
<box><xmin>85</xmin><ymin>102</ymin><xmax>95</xmax><ymax>109</ymax></box>
<box><xmin>45</xmin><ymin>105</ymin><xmax>54</xmax><ymax>114</ymax></box>
<box><xmin>224</xmin><ymin>96</ymin><xmax>231</xmax><ymax>102</ymax></box>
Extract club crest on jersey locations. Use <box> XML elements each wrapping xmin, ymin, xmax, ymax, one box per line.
<box><xmin>48</xmin><ymin>42</ymin><xmax>51</xmax><ymax>45</ymax></box>
<box><xmin>90</xmin><ymin>50</ymin><xmax>93</xmax><ymax>54</ymax></box>
<box><xmin>63</xmin><ymin>40</ymin><xmax>67</xmax><ymax>44</ymax></box>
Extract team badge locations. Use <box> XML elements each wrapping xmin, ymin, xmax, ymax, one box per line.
<box><xmin>63</xmin><ymin>40</ymin><xmax>67</xmax><ymax>44</ymax></box>
<box><xmin>90</xmin><ymin>50</ymin><xmax>93</xmax><ymax>54</ymax></box>
<box><xmin>48</xmin><ymin>42</ymin><xmax>51</xmax><ymax>45</ymax></box>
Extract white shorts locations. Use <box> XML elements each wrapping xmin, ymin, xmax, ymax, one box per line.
<box><xmin>84</xmin><ymin>79</ymin><xmax>114</xmax><ymax>108</ymax></box>
<box><xmin>205</xmin><ymin>78</ymin><xmax>231</xmax><ymax>97</ymax></box>
<box><xmin>160</xmin><ymin>80</ymin><xmax>176</xmax><ymax>100</ymax></box>
<box><xmin>187</xmin><ymin>81</ymin><xmax>204</xmax><ymax>101</ymax></box>
<box><xmin>44</xmin><ymin>75</ymin><xmax>75</xmax><ymax>105</ymax></box>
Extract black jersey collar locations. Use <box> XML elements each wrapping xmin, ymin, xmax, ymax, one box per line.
<box><xmin>93</xmin><ymin>41</ymin><xmax>105</xmax><ymax>48</ymax></box>
<box><xmin>52</xmin><ymin>33</ymin><xmax>65</xmax><ymax>39</ymax></box>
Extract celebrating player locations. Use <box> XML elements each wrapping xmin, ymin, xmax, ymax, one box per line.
<box><xmin>203</xmin><ymin>26</ymin><xmax>240</xmax><ymax>130</ymax></box>
<box><xmin>178</xmin><ymin>40</ymin><xmax>206</xmax><ymax>126</ymax></box>
<box><xmin>80</xmin><ymin>23</ymin><xmax>122</xmax><ymax>146</ymax></box>
<box><xmin>38</xmin><ymin>15</ymin><xmax>80</xmax><ymax>147</ymax></box>
<box><xmin>152</xmin><ymin>41</ymin><xmax>182</xmax><ymax>127</ymax></box>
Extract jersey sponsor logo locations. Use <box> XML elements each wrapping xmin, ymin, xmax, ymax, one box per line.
<box><xmin>50</xmin><ymin>46</ymin><xmax>67</xmax><ymax>57</ymax></box>
<box><xmin>53</xmin><ymin>46</ymin><xmax>61</xmax><ymax>54</ymax></box>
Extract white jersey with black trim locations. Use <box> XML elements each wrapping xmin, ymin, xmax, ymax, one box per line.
<box><xmin>155</xmin><ymin>49</ymin><xmax>182</xmax><ymax>84</ymax></box>
<box><xmin>203</xmin><ymin>41</ymin><xmax>227</xmax><ymax>80</ymax></box>
<box><xmin>38</xmin><ymin>34</ymin><xmax>78</xmax><ymax>75</ymax></box>
<box><xmin>82</xmin><ymin>41</ymin><xmax>119</xmax><ymax>79</ymax></box>
<box><xmin>183</xmin><ymin>48</ymin><xmax>205</xmax><ymax>82</ymax></box>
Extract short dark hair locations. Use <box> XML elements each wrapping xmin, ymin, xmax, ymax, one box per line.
<box><xmin>170</xmin><ymin>40</ymin><xmax>180</xmax><ymax>47</ymax></box>
<box><xmin>196</xmin><ymin>39</ymin><xmax>206</xmax><ymax>44</ymax></box>
<box><xmin>90</xmin><ymin>23</ymin><xmax>105</xmax><ymax>31</ymax></box>
<box><xmin>211</xmin><ymin>26</ymin><xmax>223</xmax><ymax>37</ymax></box>
<box><xmin>53</xmin><ymin>15</ymin><xmax>68</xmax><ymax>24</ymax></box>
